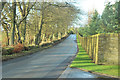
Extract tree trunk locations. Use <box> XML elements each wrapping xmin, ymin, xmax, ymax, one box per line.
<box><xmin>35</xmin><ymin>15</ymin><xmax>44</xmax><ymax>45</ymax></box>
<box><xmin>21</xmin><ymin>2</ymin><xmax>26</xmax><ymax>43</ymax></box>
<box><xmin>16</xmin><ymin>24</ymin><xmax>21</xmax><ymax>43</ymax></box>
<box><xmin>6</xmin><ymin>31</ymin><xmax>9</xmax><ymax>46</ymax></box>
<box><xmin>11</xmin><ymin>1</ymin><xmax>16</xmax><ymax>45</ymax></box>
<box><xmin>23</xmin><ymin>18</ymin><xmax>27</xmax><ymax>42</ymax></box>
<box><xmin>35</xmin><ymin>20</ymin><xmax>43</xmax><ymax>45</ymax></box>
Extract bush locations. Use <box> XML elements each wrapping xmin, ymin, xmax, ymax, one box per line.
<box><xmin>2</xmin><ymin>47</ymin><xmax>14</xmax><ymax>55</ymax></box>
<box><xmin>23</xmin><ymin>46</ymin><xmax>29</xmax><ymax>51</ymax></box>
<box><xmin>13</xmin><ymin>43</ymin><xmax>24</xmax><ymax>53</ymax></box>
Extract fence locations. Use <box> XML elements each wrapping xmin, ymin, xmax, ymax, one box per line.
<box><xmin>78</xmin><ymin>33</ymin><xmax>119</xmax><ymax>65</ymax></box>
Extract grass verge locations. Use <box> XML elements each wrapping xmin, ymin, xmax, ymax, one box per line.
<box><xmin>70</xmin><ymin>35</ymin><xmax>119</xmax><ymax>77</ymax></box>
<box><xmin>2</xmin><ymin>35</ymin><xmax>69</xmax><ymax>61</ymax></box>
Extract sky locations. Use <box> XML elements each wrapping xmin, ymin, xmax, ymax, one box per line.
<box><xmin>73</xmin><ymin>0</ymin><xmax>117</xmax><ymax>27</ymax></box>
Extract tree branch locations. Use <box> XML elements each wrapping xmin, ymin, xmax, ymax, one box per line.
<box><xmin>48</xmin><ymin>2</ymin><xmax>72</xmax><ymax>8</ymax></box>
<box><xmin>16</xmin><ymin>2</ymin><xmax>23</xmax><ymax>16</ymax></box>
<box><xmin>16</xmin><ymin>2</ymin><xmax>36</xmax><ymax>25</ymax></box>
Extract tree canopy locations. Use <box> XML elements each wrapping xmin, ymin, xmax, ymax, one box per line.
<box><xmin>1</xmin><ymin>1</ymin><xmax>80</xmax><ymax>46</ymax></box>
<box><xmin>78</xmin><ymin>1</ymin><xmax>120</xmax><ymax>37</ymax></box>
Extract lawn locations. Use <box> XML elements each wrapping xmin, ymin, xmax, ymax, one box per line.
<box><xmin>70</xmin><ymin>35</ymin><xmax>119</xmax><ymax>77</ymax></box>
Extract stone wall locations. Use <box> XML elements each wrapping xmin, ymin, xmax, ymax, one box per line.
<box><xmin>78</xmin><ymin>33</ymin><xmax>119</xmax><ymax>65</ymax></box>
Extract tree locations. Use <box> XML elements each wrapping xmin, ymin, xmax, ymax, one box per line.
<box><xmin>88</xmin><ymin>10</ymin><xmax>100</xmax><ymax>35</ymax></box>
<box><xmin>11</xmin><ymin>0</ymin><xmax>16</xmax><ymax>45</ymax></box>
<box><xmin>34</xmin><ymin>2</ymin><xmax>80</xmax><ymax>45</ymax></box>
<box><xmin>16</xmin><ymin>1</ymin><xmax>36</xmax><ymax>43</ymax></box>
<box><xmin>78</xmin><ymin>1</ymin><xmax>120</xmax><ymax>37</ymax></box>
<box><xmin>1</xmin><ymin>1</ymin><xmax>80</xmax><ymax>46</ymax></box>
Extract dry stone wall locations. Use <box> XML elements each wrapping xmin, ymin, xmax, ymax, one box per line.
<box><xmin>78</xmin><ymin>33</ymin><xmax>119</xmax><ymax>65</ymax></box>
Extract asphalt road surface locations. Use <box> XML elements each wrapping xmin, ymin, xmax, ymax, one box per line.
<box><xmin>2</xmin><ymin>34</ymin><xmax>77</xmax><ymax>78</ymax></box>
<box><xmin>2</xmin><ymin>34</ymin><xmax>105</xmax><ymax>79</ymax></box>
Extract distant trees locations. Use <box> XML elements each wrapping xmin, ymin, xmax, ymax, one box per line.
<box><xmin>78</xmin><ymin>1</ymin><xmax>120</xmax><ymax>37</ymax></box>
<box><xmin>27</xmin><ymin>2</ymin><xmax>80</xmax><ymax>45</ymax></box>
<box><xmin>1</xmin><ymin>1</ymin><xmax>80</xmax><ymax>46</ymax></box>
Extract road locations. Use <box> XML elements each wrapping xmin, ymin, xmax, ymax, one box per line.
<box><xmin>2</xmin><ymin>34</ymin><xmax>105</xmax><ymax>79</ymax></box>
<box><xmin>2</xmin><ymin>34</ymin><xmax>77</xmax><ymax>78</ymax></box>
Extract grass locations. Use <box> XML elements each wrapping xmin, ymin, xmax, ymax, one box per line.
<box><xmin>70</xmin><ymin>35</ymin><xmax>119</xmax><ymax>77</ymax></box>
<box><xmin>2</xmin><ymin>35</ymin><xmax>68</xmax><ymax>61</ymax></box>
<box><xmin>2</xmin><ymin>45</ymin><xmax>52</xmax><ymax>61</ymax></box>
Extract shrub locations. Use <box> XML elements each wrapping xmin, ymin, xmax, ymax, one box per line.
<box><xmin>23</xmin><ymin>46</ymin><xmax>29</xmax><ymax>51</ymax></box>
<box><xmin>2</xmin><ymin>47</ymin><xmax>14</xmax><ymax>55</ymax></box>
<box><xmin>13</xmin><ymin>43</ymin><xmax>24</xmax><ymax>53</ymax></box>
<box><xmin>2</xmin><ymin>44</ymin><xmax>6</xmax><ymax>47</ymax></box>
